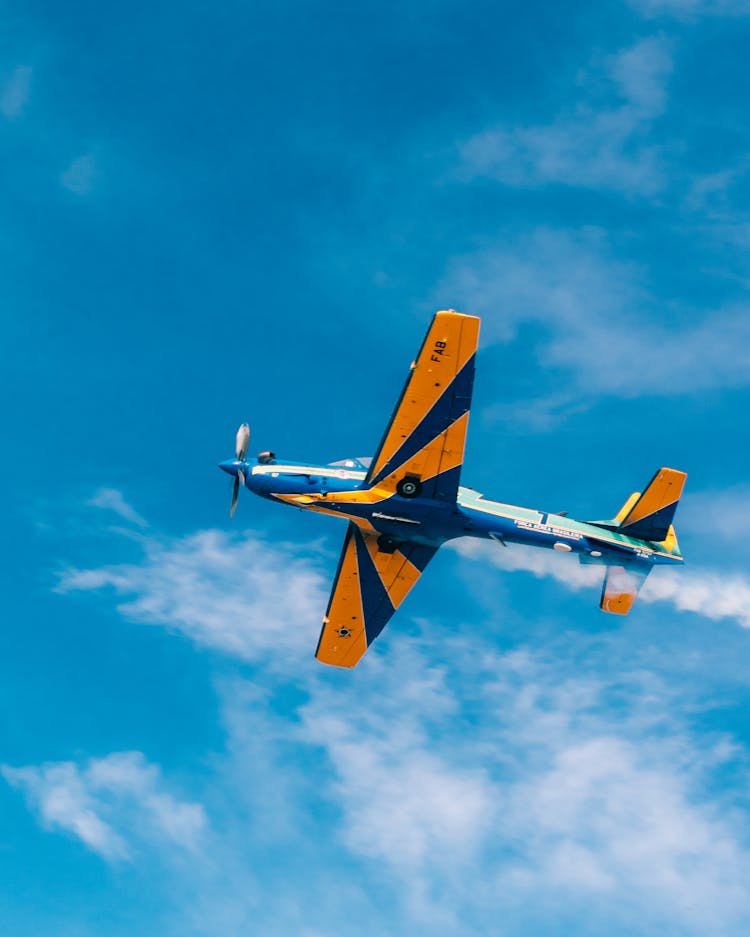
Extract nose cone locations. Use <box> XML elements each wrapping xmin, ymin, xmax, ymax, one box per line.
<box><xmin>218</xmin><ymin>459</ymin><xmax>240</xmax><ymax>477</ymax></box>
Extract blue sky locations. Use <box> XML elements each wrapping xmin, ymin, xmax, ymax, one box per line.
<box><xmin>4</xmin><ymin>0</ymin><xmax>750</xmax><ymax>933</ymax></box>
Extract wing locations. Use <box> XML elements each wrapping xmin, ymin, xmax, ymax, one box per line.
<box><xmin>600</xmin><ymin>563</ymin><xmax>651</xmax><ymax>615</ymax></box>
<box><xmin>364</xmin><ymin>310</ymin><xmax>480</xmax><ymax>503</ymax></box>
<box><xmin>315</xmin><ymin>523</ymin><xmax>438</xmax><ymax>668</ymax></box>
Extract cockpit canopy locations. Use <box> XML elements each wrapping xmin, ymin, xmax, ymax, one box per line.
<box><xmin>327</xmin><ymin>457</ymin><xmax>372</xmax><ymax>471</ymax></box>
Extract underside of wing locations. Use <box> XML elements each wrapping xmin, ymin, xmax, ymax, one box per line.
<box><xmin>315</xmin><ymin>523</ymin><xmax>438</xmax><ymax>668</ymax></box>
<box><xmin>365</xmin><ymin>310</ymin><xmax>480</xmax><ymax>504</ymax></box>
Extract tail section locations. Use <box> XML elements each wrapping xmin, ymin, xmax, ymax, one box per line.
<box><xmin>618</xmin><ymin>468</ymin><xmax>687</xmax><ymax>542</ymax></box>
<box><xmin>594</xmin><ymin>468</ymin><xmax>687</xmax><ymax>617</ymax></box>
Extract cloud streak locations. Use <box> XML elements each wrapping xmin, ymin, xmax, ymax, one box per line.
<box><xmin>88</xmin><ymin>487</ymin><xmax>149</xmax><ymax>528</ymax></box>
<box><xmin>2</xmin><ymin>751</ymin><xmax>206</xmax><ymax>861</ymax></box>
<box><xmin>0</xmin><ymin>66</ymin><xmax>31</xmax><ymax>119</ymax></box>
<box><xmin>294</xmin><ymin>640</ymin><xmax>750</xmax><ymax>932</ymax></box>
<box><xmin>61</xmin><ymin>153</ymin><xmax>96</xmax><ymax>195</ymax></box>
<box><xmin>57</xmin><ymin>527</ymin><xmax>329</xmax><ymax>664</ymax></box>
<box><xmin>459</xmin><ymin>38</ymin><xmax>672</xmax><ymax>195</ymax></box>
<box><xmin>437</xmin><ymin>227</ymin><xmax>750</xmax><ymax>413</ymax></box>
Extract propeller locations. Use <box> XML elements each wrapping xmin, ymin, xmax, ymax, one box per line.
<box><xmin>235</xmin><ymin>423</ymin><xmax>250</xmax><ymax>461</ymax></box>
<box><xmin>229</xmin><ymin>423</ymin><xmax>250</xmax><ymax>518</ymax></box>
<box><xmin>230</xmin><ymin>473</ymin><xmax>244</xmax><ymax>518</ymax></box>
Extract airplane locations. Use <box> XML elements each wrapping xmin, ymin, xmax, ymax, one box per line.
<box><xmin>219</xmin><ymin>310</ymin><xmax>686</xmax><ymax>669</ymax></box>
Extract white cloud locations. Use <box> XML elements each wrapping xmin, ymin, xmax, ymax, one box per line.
<box><xmin>679</xmin><ymin>486</ymin><xmax>750</xmax><ymax>545</ymax></box>
<box><xmin>497</xmin><ymin>732</ymin><xmax>750</xmax><ymax>923</ymax></box>
<box><xmin>88</xmin><ymin>487</ymin><xmax>148</xmax><ymax>527</ymax></box>
<box><xmin>459</xmin><ymin>38</ymin><xmax>672</xmax><ymax>195</ymax></box>
<box><xmin>57</xmin><ymin>527</ymin><xmax>329</xmax><ymax>664</ymax></box>
<box><xmin>438</xmin><ymin>227</ymin><xmax>750</xmax><ymax>408</ymax></box>
<box><xmin>607</xmin><ymin>37</ymin><xmax>673</xmax><ymax>115</ymax></box>
<box><xmin>2</xmin><ymin>751</ymin><xmax>206</xmax><ymax>861</ymax></box>
<box><xmin>301</xmin><ymin>701</ymin><xmax>494</xmax><ymax>872</ymax></box>
<box><xmin>0</xmin><ymin>66</ymin><xmax>31</xmax><ymax>119</ymax></box>
<box><xmin>291</xmin><ymin>641</ymin><xmax>750</xmax><ymax>932</ymax></box>
<box><xmin>61</xmin><ymin>153</ymin><xmax>96</xmax><ymax>195</ymax></box>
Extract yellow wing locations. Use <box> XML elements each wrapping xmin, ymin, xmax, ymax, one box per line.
<box><xmin>315</xmin><ymin>523</ymin><xmax>438</xmax><ymax>668</ymax></box>
<box><xmin>364</xmin><ymin>310</ymin><xmax>480</xmax><ymax>503</ymax></box>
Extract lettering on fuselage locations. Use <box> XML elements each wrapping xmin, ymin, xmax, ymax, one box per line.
<box><xmin>430</xmin><ymin>339</ymin><xmax>447</xmax><ymax>363</ymax></box>
<box><xmin>514</xmin><ymin>519</ymin><xmax>582</xmax><ymax>541</ymax></box>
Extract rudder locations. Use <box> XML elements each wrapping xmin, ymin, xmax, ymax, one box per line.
<box><xmin>618</xmin><ymin>468</ymin><xmax>687</xmax><ymax>542</ymax></box>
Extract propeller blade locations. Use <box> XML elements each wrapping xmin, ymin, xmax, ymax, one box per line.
<box><xmin>235</xmin><ymin>423</ymin><xmax>250</xmax><ymax>461</ymax></box>
<box><xmin>230</xmin><ymin>475</ymin><xmax>240</xmax><ymax>518</ymax></box>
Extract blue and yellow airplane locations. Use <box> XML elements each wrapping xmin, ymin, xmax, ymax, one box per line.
<box><xmin>219</xmin><ymin>311</ymin><xmax>686</xmax><ymax>668</ymax></box>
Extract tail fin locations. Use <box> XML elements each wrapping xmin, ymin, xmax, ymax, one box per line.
<box><xmin>618</xmin><ymin>468</ymin><xmax>687</xmax><ymax>542</ymax></box>
<box><xmin>596</xmin><ymin>468</ymin><xmax>686</xmax><ymax>617</ymax></box>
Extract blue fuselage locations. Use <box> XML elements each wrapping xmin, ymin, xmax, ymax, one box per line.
<box><xmin>219</xmin><ymin>457</ymin><xmax>683</xmax><ymax>570</ymax></box>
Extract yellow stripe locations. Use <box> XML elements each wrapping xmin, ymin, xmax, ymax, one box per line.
<box><xmin>361</xmin><ymin>536</ymin><xmax>423</xmax><ymax>608</ymax></box>
<box><xmin>613</xmin><ymin>492</ymin><xmax>640</xmax><ymax>524</ymax></box>
<box><xmin>316</xmin><ymin>533</ymin><xmax>369</xmax><ymax>667</ymax></box>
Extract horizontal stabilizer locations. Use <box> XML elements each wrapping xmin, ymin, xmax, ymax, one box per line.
<box><xmin>618</xmin><ymin>468</ymin><xmax>687</xmax><ymax>541</ymax></box>
<box><xmin>600</xmin><ymin>564</ymin><xmax>650</xmax><ymax>615</ymax></box>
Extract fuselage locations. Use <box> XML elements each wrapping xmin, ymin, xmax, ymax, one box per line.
<box><xmin>219</xmin><ymin>456</ymin><xmax>684</xmax><ymax>570</ymax></box>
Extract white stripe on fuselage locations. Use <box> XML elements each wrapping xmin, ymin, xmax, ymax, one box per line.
<box><xmin>251</xmin><ymin>464</ymin><xmax>368</xmax><ymax>482</ymax></box>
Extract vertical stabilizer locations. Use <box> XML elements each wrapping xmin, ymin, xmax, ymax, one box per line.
<box><xmin>618</xmin><ymin>468</ymin><xmax>687</xmax><ymax>542</ymax></box>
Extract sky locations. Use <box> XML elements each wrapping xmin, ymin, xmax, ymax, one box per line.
<box><xmin>3</xmin><ymin>0</ymin><xmax>750</xmax><ymax>934</ymax></box>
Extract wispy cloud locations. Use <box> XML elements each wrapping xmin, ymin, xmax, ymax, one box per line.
<box><xmin>679</xmin><ymin>486</ymin><xmax>750</xmax><ymax>546</ymax></box>
<box><xmin>295</xmin><ymin>642</ymin><xmax>750</xmax><ymax>931</ymax></box>
<box><xmin>495</xmin><ymin>729</ymin><xmax>750</xmax><ymax>923</ymax></box>
<box><xmin>438</xmin><ymin>227</ymin><xmax>750</xmax><ymax>414</ymax></box>
<box><xmin>2</xmin><ymin>751</ymin><xmax>206</xmax><ymax>861</ymax></box>
<box><xmin>57</xmin><ymin>527</ymin><xmax>329</xmax><ymax>664</ymax></box>
<box><xmin>0</xmin><ymin>66</ymin><xmax>31</xmax><ymax>119</ymax></box>
<box><xmin>61</xmin><ymin>153</ymin><xmax>97</xmax><ymax>195</ymax></box>
<box><xmin>459</xmin><ymin>38</ymin><xmax>672</xmax><ymax>195</ymax></box>
<box><xmin>88</xmin><ymin>487</ymin><xmax>148</xmax><ymax>528</ymax></box>
<box><xmin>301</xmin><ymin>694</ymin><xmax>494</xmax><ymax>872</ymax></box>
